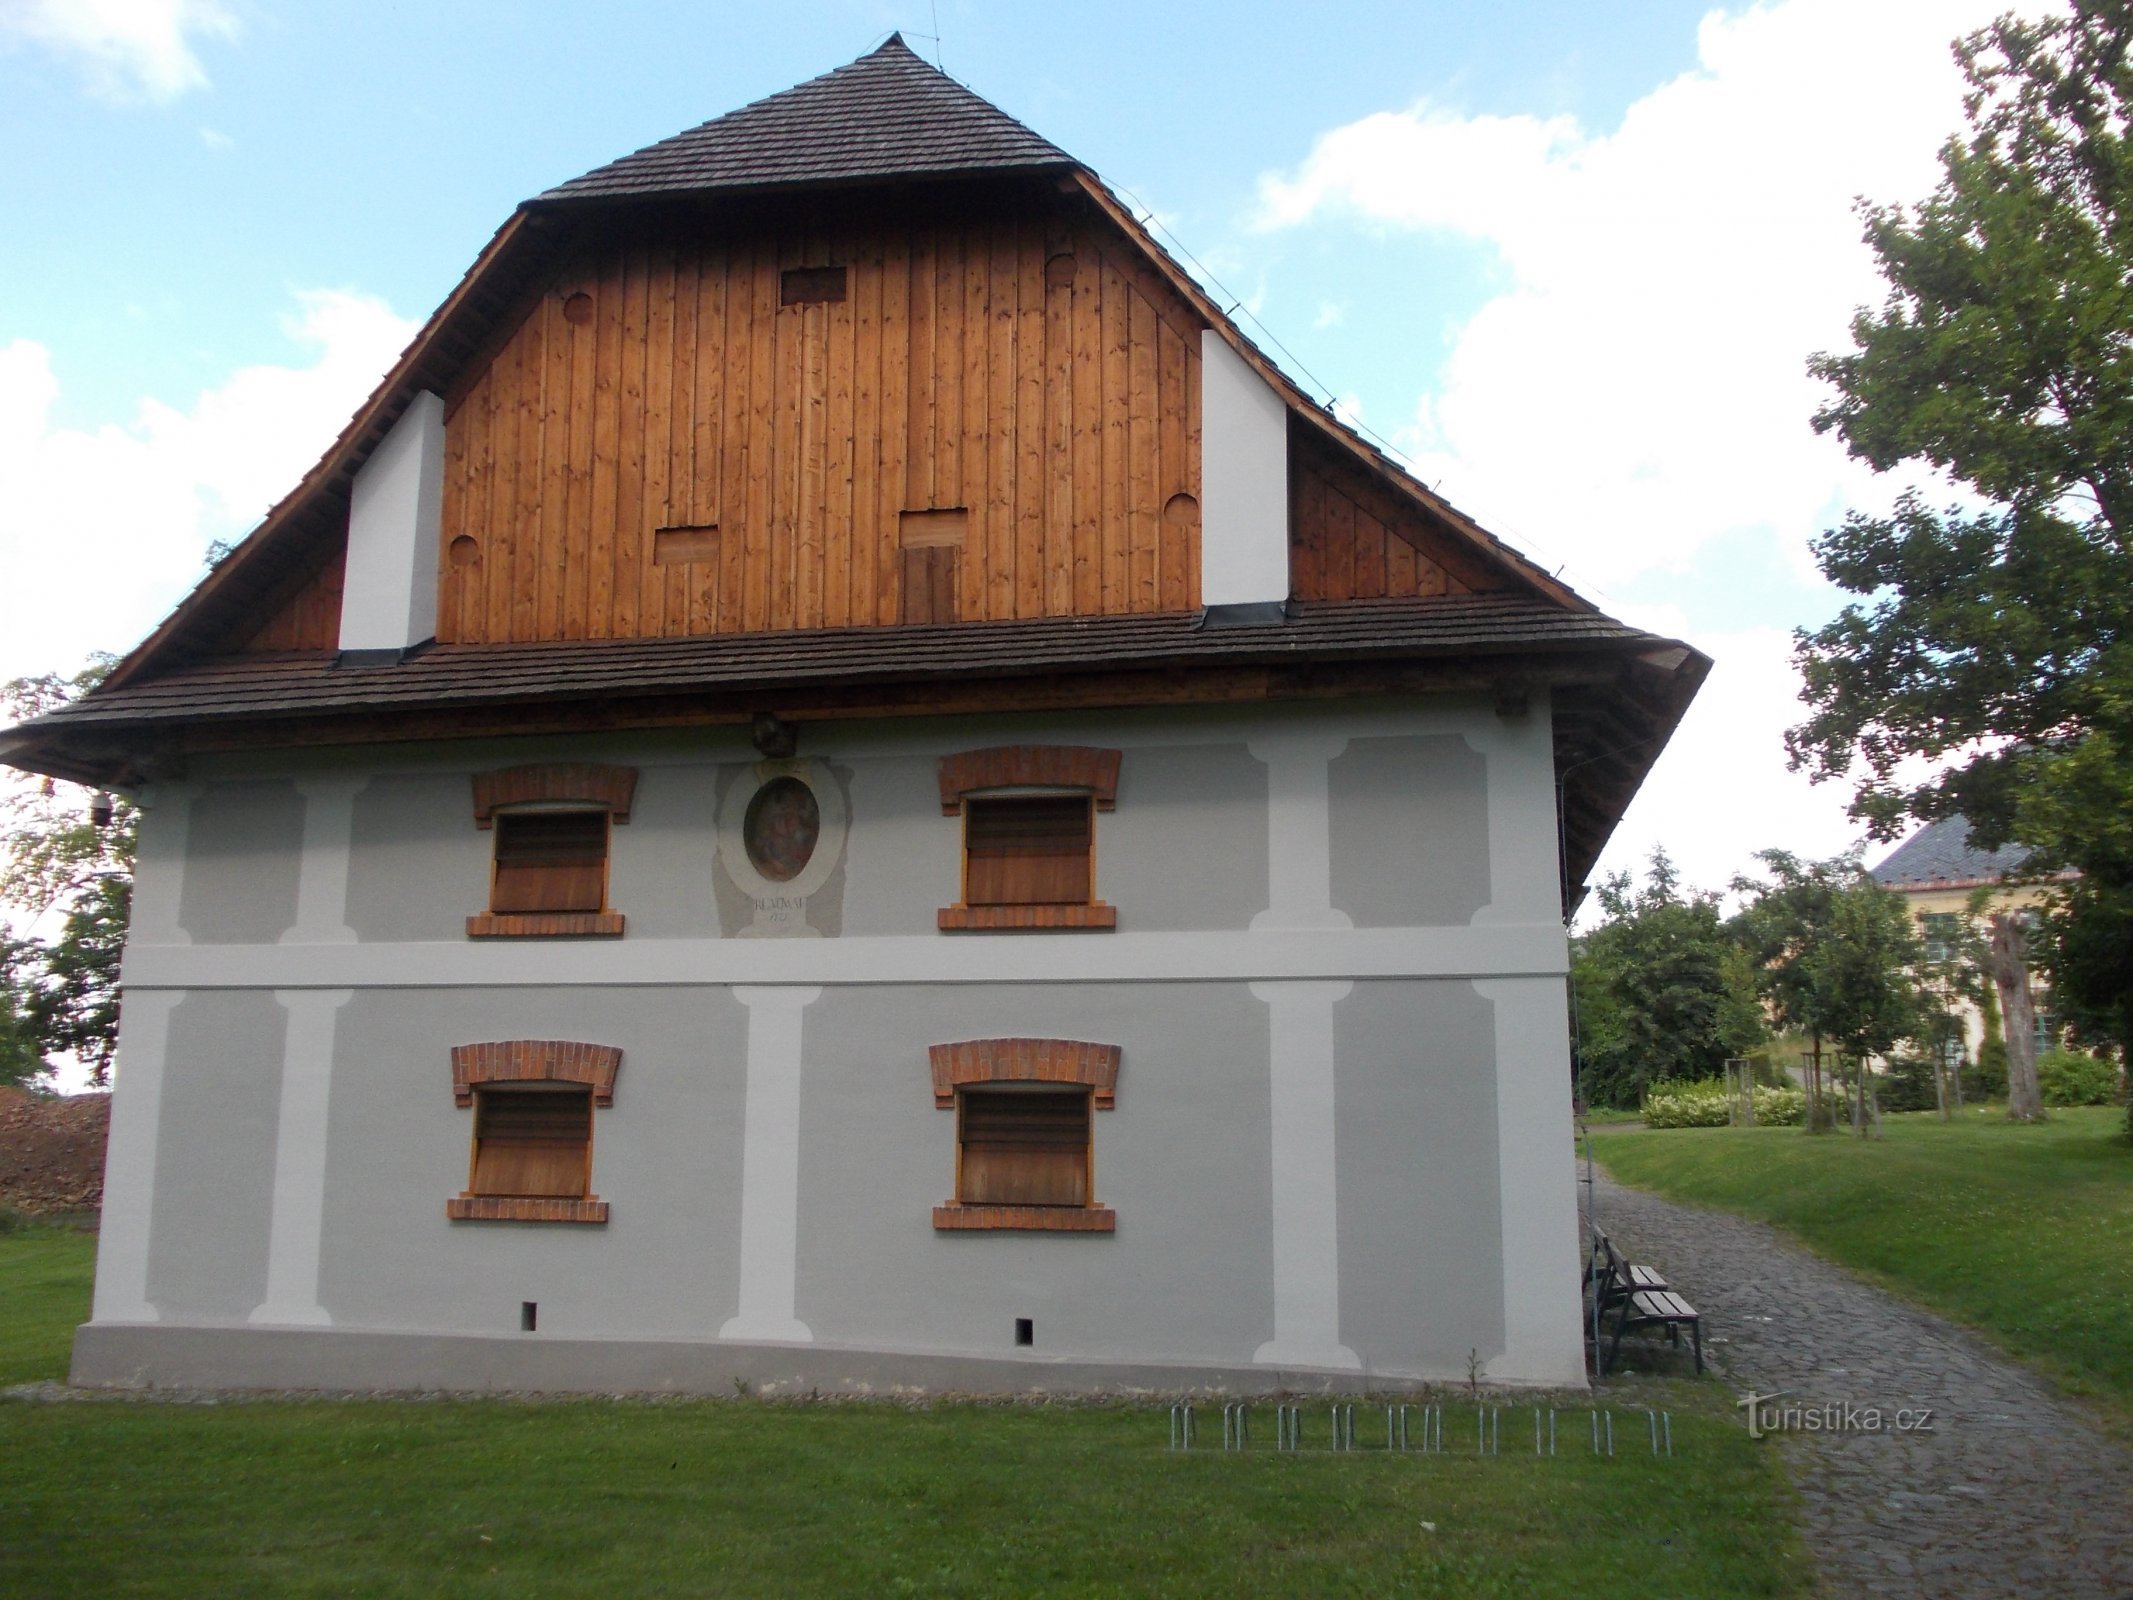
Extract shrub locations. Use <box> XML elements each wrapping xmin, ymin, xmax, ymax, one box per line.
<box><xmin>1751</xmin><ymin>1085</ymin><xmax>1806</xmax><ymax>1126</ymax></box>
<box><xmin>1877</xmin><ymin>1054</ymin><xmax>1943</xmax><ymax>1114</ymax></box>
<box><xmin>1643</xmin><ymin>1080</ymin><xmax>1730</xmax><ymax>1128</ymax></box>
<box><xmin>2035</xmin><ymin>1049</ymin><xmax>2122</xmax><ymax>1107</ymax></box>
<box><xmin>1968</xmin><ymin>1037</ymin><xmax>2009</xmax><ymax>1101</ymax></box>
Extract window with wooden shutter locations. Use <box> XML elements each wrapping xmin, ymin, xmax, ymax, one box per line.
<box><xmin>958</xmin><ymin>1086</ymin><xmax>1090</xmax><ymax>1207</ymax></box>
<box><xmin>934</xmin><ymin>748</ymin><xmax>1123</xmax><ymax>931</ymax></box>
<box><xmin>471</xmin><ymin>1084</ymin><xmax>592</xmax><ymax>1198</ymax></box>
<box><xmin>468</xmin><ymin>764</ymin><xmax>635</xmax><ymax>938</ymax></box>
<box><xmin>491</xmin><ymin>811</ymin><xmax>607</xmax><ymax>914</ymax></box>
<box><xmin>447</xmin><ymin>1040</ymin><xmax>618</xmax><ymax>1223</ymax></box>
<box><xmin>930</xmin><ymin>1038</ymin><xmax>1118</xmax><ymax>1232</ymax></box>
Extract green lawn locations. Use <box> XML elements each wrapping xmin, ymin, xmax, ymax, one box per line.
<box><xmin>0</xmin><ymin>1224</ymin><xmax>96</xmax><ymax>1387</ymax></box>
<box><xmin>1591</xmin><ymin>1106</ymin><xmax>2133</xmax><ymax>1422</ymax></box>
<box><xmin>0</xmin><ymin>1225</ymin><xmax>1809</xmax><ymax>1598</ymax></box>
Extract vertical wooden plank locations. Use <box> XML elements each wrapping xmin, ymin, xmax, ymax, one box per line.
<box><xmin>905</xmin><ymin>227</ymin><xmax>937</xmax><ymax>515</ymax></box>
<box><xmin>479</xmin><ymin>323</ymin><xmax>518</xmax><ymax>644</ymax></box>
<box><xmin>505</xmin><ymin>302</ymin><xmax>548</xmax><ymax>644</ymax></box>
<box><xmin>439</xmin><ymin>385</ymin><xmax>470</xmax><ymax>642</ymax></box>
<box><xmin>986</xmin><ymin>224</ymin><xmax>1018</xmax><ymax>621</ymax></box>
<box><xmin>639</xmin><ymin>245</ymin><xmax>675</xmax><ymax>635</ymax></box>
<box><xmin>959</xmin><ymin>222</ymin><xmax>990</xmax><ymax>618</ymax></box>
<box><xmin>611</xmin><ymin>248</ymin><xmax>650</xmax><ymax>640</ymax></box>
<box><xmin>823</xmin><ymin>227</ymin><xmax>856</xmax><ymax>629</ymax></box>
<box><xmin>1044</xmin><ymin>224</ymin><xmax>1074</xmax><ymax>616</ymax></box>
<box><xmin>741</xmin><ymin>238</ymin><xmax>777</xmax><ymax>632</ymax></box>
<box><xmin>1069</xmin><ymin>230</ymin><xmax>1102</xmax><ymax>615</ymax></box>
<box><xmin>795</xmin><ymin>297</ymin><xmax>827</xmax><ymax>629</ymax></box>
<box><xmin>1015</xmin><ymin>221</ymin><xmax>1045</xmax><ymax>618</ymax></box>
<box><xmin>1325</xmin><ymin>485</ymin><xmax>1357</xmax><ymax>601</ymax></box>
<box><xmin>539</xmin><ymin>280</ymin><xmax>578</xmax><ymax>641</ymax></box>
<box><xmin>848</xmin><ymin>231</ymin><xmax>882</xmax><ymax>629</ymax></box>
<box><xmin>1290</xmin><ymin>454</ymin><xmax>1320</xmax><ymax>600</ymax></box>
<box><xmin>875</xmin><ymin>232</ymin><xmax>910</xmax><ymax>625</ymax></box>
<box><xmin>692</xmin><ymin>244</ymin><xmax>728</xmax><ymax>633</ymax></box>
<box><xmin>1099</xmin><ymin>256</ymin><xmax>1130</xmax><ymax>612</ymax></box>
<box><xmin>1126</xmin><ymin>287</ymin><xmax>1158</xmax><ymax>611</ymax></box>
<box><xmin>932</xmin><ymin>227</ymin><xmax>962</xmax><ymax>513</ymax></box>
<box><xmin>1157</xmin><ymin>317</ymin><xmax>1189</xmax><ymax>611</ymax></box>
<box><xmin>1182</xmin><ymin>323</ymin><xmax>1202</xmax><ymax>608</ymax></box>
<box><xmin>661</xmin><ymin>245</ymin><xmax>696</xmax><ymax>633</ymax></box>
<box><xmin>1354</xmin><ymin>507</ymin><xmax>1389</xmax><ymax>597</ymax></box>
<box><xmin>579</xmin><ymin>252</ymin><xmax>624</xmax><ymax>639</ymax></box>
<box><xmin>774</xmin><ymin>234</ymin><xmax>808</xmax><ymax>630</ymax></box>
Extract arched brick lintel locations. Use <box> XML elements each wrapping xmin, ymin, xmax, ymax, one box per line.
<box><xmin>936</xmin><ymin>746</ymin><xmax>1120</xmax><ymax>814</ymax></box>
<box><xmin>471</xmin><ymin>763</ymin><xmax>638</xmax><ymax>828</ymax></box>
<box><xmin>929</xmin><ymin>1037</ymin><xmax>1120</xmax><ymax>1110</ymax></box>
<box><xmin>451</xmin><ymin>1040</ymin><xmax>622</xmax><ymax>1107</ymax></box>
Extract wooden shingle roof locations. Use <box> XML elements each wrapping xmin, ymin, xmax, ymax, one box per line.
<box><xmin>542</xmin><ymin>35</ymin><xmax>1073</xmax><ymax>202</ymax></box>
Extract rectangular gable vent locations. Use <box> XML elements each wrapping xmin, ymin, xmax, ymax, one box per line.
<box><xmin>781</xmin><ymin>266</ymin><xmax>848</xmax><ymax>306</ymax></box>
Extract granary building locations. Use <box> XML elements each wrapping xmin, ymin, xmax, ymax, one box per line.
<box><xmin>0</xmin><ymin>38</ymin><xmax>1705</xmax><ymax>1394</ymax></box>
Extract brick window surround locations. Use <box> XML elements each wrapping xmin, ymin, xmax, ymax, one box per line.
<box><xmin>931</xmin><ymin>1037</ymin><xmax>1119</xmax><ymax>1233</ymax></box>
<box><xmin>467</xmin><ymin>763</ymin><xmax>636</xmax><ymax>939</ymax></box>
<box><xmin>937</xmin><ymin>746</ymin><xmax>1120</xmax><ymax>932</ymax></box>
<box><xmin>447</xmin><ymin>1040</ymin><xmax>620</xmax><ymax>1224</ymax></box>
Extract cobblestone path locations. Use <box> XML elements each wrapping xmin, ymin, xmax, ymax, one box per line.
<box><xmin>1585</xmin><ymin>1164</ymin><xmax>2133</xmax><ymax>1599</ymax></box>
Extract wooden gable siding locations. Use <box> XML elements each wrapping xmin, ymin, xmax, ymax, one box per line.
<box><xmin>437</xmin><ymin>213</ymin><xmax>1203</xmax><ymax>644</ymax></box>
<box><xmin>1288</xmin><ymin>422</ymin><xmax>1512</xmax><ymax>602</ymax></box>
<box><xmin>234</xmin><ymin>546</ymin><xmax>346</xmax><ymax>653</ymax></box>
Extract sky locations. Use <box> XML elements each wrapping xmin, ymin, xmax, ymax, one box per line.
<box><xmin>0</xmin><ymin>0</ymin><xmax>2045</xmax><ymax>923</ymax></box>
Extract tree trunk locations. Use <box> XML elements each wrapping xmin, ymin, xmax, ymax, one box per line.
<box><xmin>1989</xmin><ymin>913</ymin><xmax>2045</xmax><ymax>1122</ymax></box>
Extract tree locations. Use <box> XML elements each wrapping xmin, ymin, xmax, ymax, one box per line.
<box><xmin>1570</xmin><ymin>851</ymin><xmax>1766</xmax><ymax>1109</ymax></box>
<box><xmin>1790</xmin><ymin>2</ymin><xmax>2133</xmax><ymax>1084</ymax></box>
<box><xmin>1730</xmin><ymin>852</ymin><xmax>1937</xmax><ymax>1134</ymax></box>
<box><xmin>1</xmin><ymin>663</ymin><xmax>135</xmax><ymax>1087</ymax></box>
<box><xmin>0</xmin><ymin>935</ymin><xmax>49</xmax><ymax>1090</ymax></box>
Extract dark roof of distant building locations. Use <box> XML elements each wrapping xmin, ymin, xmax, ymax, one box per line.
<box><xmin>540</xmin><ymin>34</ymin><xmax>1074</xmax><ymax>202</ymax></box>
<box><xmin>1869</xmin><ymin>816</ymin><xmax>2055</xmax><ymax>890</ymax></box>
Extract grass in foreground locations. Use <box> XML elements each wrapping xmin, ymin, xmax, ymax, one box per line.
<box><xmin>1591</xmin><ymin>1106</ymin><xmax>2133</xmax><ymax>1421</ymax></box>
<box><xmin>0</xmin><ymin>1222</ymin><xmax>96</xmax><ymax>1387</ymax></box>
<box><xmin>0</xmin><ymin>1230</ymin><xmax>1807</xmax><ymax>1598</ymax></box>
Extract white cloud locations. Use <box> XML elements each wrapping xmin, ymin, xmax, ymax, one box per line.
<box><xmin>198</xmin><ymin>125</ymin><xmax>232</xmax><ymax>150</ymax></box>
<box><xmin>1256</xmin><ymin>0</ymin><xmax>2029</xmax><ymax>592</ymax></box>
<box><xmin>0</xmin><ymin>290</ymin><xmax>418</xmax><ymax>685</ymax></box>
<box><xmin>0</xmin><ymin>0</ymin><xmax>239</xmax><ymax>104</ymax></box>
<box><xmin>1583</xmin><ymin>621</ymin><xmax>1867</xmax><ymax>915</ymax></box>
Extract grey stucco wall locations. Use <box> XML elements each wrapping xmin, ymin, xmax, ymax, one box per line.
<box><xmin>348</xmin><ymin>773</ymin><xmax>484</xmax><ymax>942</ymax></box>
<box><xmin>1333</xmin><ymin>980</ymin><xmax>1506</xmax><ymax>1371</ymax></box>
<box><xmin>315</xmin><ymin>986</ymin><xmax>750</xmax><ymax>1340</ymax></box>
<box><xmin>796</xmin><ymin>982</ymin><xmax>1276</xmax><ymax>1365</ymax></box>
<box><xmin>1102</xmin><ymin>743</ymin><xmax>1268</xmax><ymax>932</ymax></box>
<box><xmin>179</xmin><ymin>781</ymin><xmax>304</xmax><ymax>944</ymax></box>
<box><xmin>1328</xmin><ymin>734</ymin><xmax>1492</xmax><ymax>927</ymax></box>
<box><xmin>146</xmin><ymin>990</ymin><xmax>282</xmax><ymax>1321</ymax></box>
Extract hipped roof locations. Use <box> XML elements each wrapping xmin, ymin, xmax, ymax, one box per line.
<box><xmin>2</xmin><ymin>37</ymin><xmax>1710</xmax><ymax>902</ymax></box>
<box><xmin>543</xmin><ymin>34</ymin><xmax>1075</xmax><ymax>200</ymax></box>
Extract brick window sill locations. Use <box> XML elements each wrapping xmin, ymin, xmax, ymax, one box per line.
<box><xmin>466</xmin><ymin>912</ymin><xmax>626</xmax><ymax>938</ymax></box>
<box><xmin>448</xmin><ymin>1195</ymin><xmax>610</xmax><ymax>1224</ymax></box>
<box><xmin>932</xmin><ymin>1203</ymin><xmax>1116</xmax><ymax>1232</ymax></box>
<box><xmin>936</xmin><ymin>903</ymin><xmax>1117</xmax><ymax>932</ymax></box>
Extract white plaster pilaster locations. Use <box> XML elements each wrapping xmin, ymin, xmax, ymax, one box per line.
<box><xmin>1251</xmin><ymin>979</ymin><xmax>1359</xmax><ymax>1370</ymax></box>
<box><xmin>89</xmin><ymin>990</ymin><xmax>181</xmax><ymax>1325</ymax></box>
<box><xmin>720</xmin><ymin>985</ymin><xmax>821</xmax><ymax>1343</ymax></box>
<box><xmin>250</xmin><ymin>988</ymin><xmax>353</xmax><ymax>1327</ymax></box>
<box><xmin>125</xmin><ymin>782</ymin><xmax>197</xmax><ymax>949</ymax></box>
<box><xmin>1475</xmin><ymin>976</ymin><xmax>1589</xmax><ymax>1386</ymax></box>
<box><xmin>281</xmin><ymin>775</ymin><xmax>365</xmax><ymax>945</ymax></box>
<box><xmin>1248</xmin><ymin>731</ymin><xmax>1352</xmax><ymax>932</ymax></box>
<box><xmin>1462</xmin><ymin>696</ymin><xmax>1563</xmax><ymax>927</ymax></box>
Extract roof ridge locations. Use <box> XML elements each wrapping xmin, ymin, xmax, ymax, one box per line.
<box><xmin>538</xmin><ymin>35</ymin><xmax>1073</xmax><ymax>203</ymax></box>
